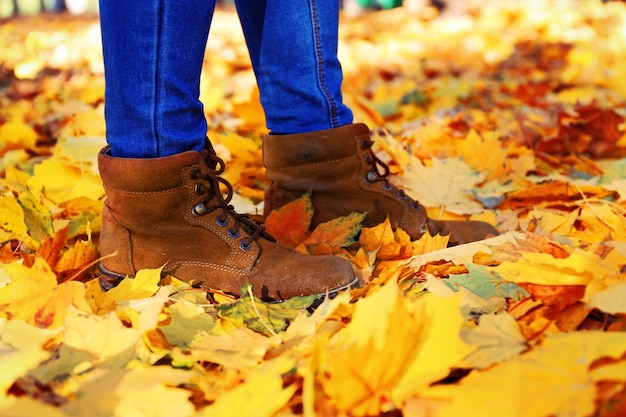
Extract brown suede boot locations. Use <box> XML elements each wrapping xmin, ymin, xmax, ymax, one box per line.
<box><xmin>263</xmin><ymin>123</ymin><xmax>498</xmax><ymax>245</ymax></box>
<box><xmin>98</xmin><ymin>142</ymin><xmax>356</xmax><ymax>301</ymax></box>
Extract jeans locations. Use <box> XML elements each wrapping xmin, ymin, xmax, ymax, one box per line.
<box><xmin>99</xmin><ymin>0</ymin><xmax>354</xmax><ymax>158</ymax></box>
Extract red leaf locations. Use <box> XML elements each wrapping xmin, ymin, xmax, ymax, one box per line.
<box><xmin>264</xmin><ymin>191</ymin><xmax>314</xmax><ymax>248</ymax></box>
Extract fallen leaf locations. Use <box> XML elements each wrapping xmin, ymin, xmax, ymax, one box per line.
<box><xmin>397</xmin><ymin>156</ymin><xmax>487</xmax><ymax>215</ymax></box>
<box><xmin>587</xmin><ymin>282</ymin><xmax>626</xmax><ymax>314</ymax></box>
<box><xmin>460</xmin><ymin>313</ymin><xmax>528</xmax><ymax>370</ymax></box>
<box><xmin>61</xmin><ymin>367</ymin><xmax>194</xmax><ymax>417</ymax></box>
<box><xmin>0</xmin><ymin>258</ymin><xmax>91</xmax><ymax>328</ymax></box>
<box><xmin>0</xmin><ymin>343</ymin><xmax>49</xmax><ymax>410</ymax></box>
<box><xmin>198</xmin><ymin>356</ymin><xmax>297</xmax><ymax>417</ymax></box>
<box><xmin>264</xmin><ymin>191</ymin><xmax>314</xmax><ymax>249</ymax></box>
<box><xmin>298</xmin><ymin>211</ymin><xmax>365</xmax><ymax>255</ymax></box>
<box><xmin>430</xmin><ymin>332</ymin><xmax>626</xmax><ymax>417</ymax></box>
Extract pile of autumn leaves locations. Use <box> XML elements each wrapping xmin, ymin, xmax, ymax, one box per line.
<box><xmin>1</xmin><ymin>1</ymin><xmax>626</xmax><ymax>416</ymax></box>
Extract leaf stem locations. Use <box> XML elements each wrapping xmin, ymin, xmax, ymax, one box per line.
<box><xmin>247</xmin><ymin>284</ymin><xmax>277</xmax><ymax>336</ymax></box>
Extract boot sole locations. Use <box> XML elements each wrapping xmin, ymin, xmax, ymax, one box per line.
<box><xmin>98</xmin><ymin>262</ymin><xmax>358</xmax><ymax>304</ymax></box>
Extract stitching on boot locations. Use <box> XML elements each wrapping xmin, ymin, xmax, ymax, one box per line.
<box><xmin>167</xmin><ymin>260</ymin><xmax>255</xmax><ymax>276</ymax></box>
<box><xmin>104</xmin><ymin>186</ymin><xmax>184</xmax><ymax>195</ymax></box>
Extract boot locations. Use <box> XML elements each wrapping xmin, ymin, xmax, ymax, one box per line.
<box><xmin>98</xmin><ymin>141</ymin><xmax>356</xmax><ymax>302</ymax></box>
<box><xmin>263</xmin><ymin>123</ymin><xmax>498</xmax><ymax>246</ymax></box>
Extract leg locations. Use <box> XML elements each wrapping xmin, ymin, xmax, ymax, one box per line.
<box><xmin>234</xmin><ymin>1</ymin><xmax>498</xmax><ymax>244</ymax></box>
<box><xmin>97</xmin><ymin>0</ymin><xmax>356</xmax><ymax>299</ymax></box>
<box><xmin>99</xmin><ymin>0</ymin><xmax>214</xmax><ymax>157</ymax></box>
<box><xmin>234</xmin><ymin>0</ymin><xmax>353</xmax><ymax>134</ymax></box>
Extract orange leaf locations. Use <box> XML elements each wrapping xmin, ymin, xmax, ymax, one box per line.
<box><xmin>55</xmin><ymin>238</ymin><xmax>98</xmax><ymax>282</ymax></box>
<box><xmin>498</xmin><ymin>180</ymin><xmax>618</xmax><ymax>209</ymax></box>
<box><xmin>264</xmin><ymin>191</ymin><xmax>314</xmax><ymax>248</ymax></box>
<box><xmin>359</xmin><ymin>218</ymin><xmax>399</xmax><ymax>257</ymax></box>
<box><xmin>35</xmin><ymin>225</ymin><xmax>69</xmax><ymax>270</ymax></box>
<box><xmin>300</xmin><ymin>212</ymin><xmax>366</xmax><ymax>255</ymax></box>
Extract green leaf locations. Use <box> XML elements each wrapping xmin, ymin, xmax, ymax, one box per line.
<box><xmin>216</xmin><ymin>286</ymin><xmax>318</xmax><ymax>336</ymax></box>
<box><xmin>445</xmin><ymin>263</ymin><xmax>530</xmax><ymax>301</ymax></box>
<box><xmin>17</xmin><ymin>191</ymin><xmax>53</xmax><ymax>243</ymax></box>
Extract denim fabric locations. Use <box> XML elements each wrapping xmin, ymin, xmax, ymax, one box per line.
<box><xmin>99</xmin><ymin>0</ymin><xmax>354</xmax><ymax>158</ymax></box>
<box><xmin>235</xmin><ymin>0</ymin><xmax>353</xmax><ymax>135</ymax></box>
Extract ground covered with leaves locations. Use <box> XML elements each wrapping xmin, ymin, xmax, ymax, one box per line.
<box><xmin>1</xmin><ymin>1</ymin><xmax>626</xmax><ymax>416</ymax></box>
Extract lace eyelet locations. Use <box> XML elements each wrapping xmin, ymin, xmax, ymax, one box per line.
<box><xmin>239</xmin><ymin>240</ymin><xmax>252</xmax><ymax>251</ymax></box>
<box><xmin>190</xmin><ymin>169</ymin><xmax>201</xmax><ymax>180</ymax></box>
<box><xmin>216</xmin><ymin>216</ymin><xmax>228</xmax><ymax>227</ymax></box>
<box><xmin>365</xmin><ymin>171</ymin><xmax>377</xmax><ymax>183</ymax></box>
<box><xmin>410</xmin><ymin>201</ymin><xmax>420</xmax><ymax>210</ymax></box>
<box><xmin>397</xmin><ymin>191</ymin><xmax>408</xmax><ymax>200</ymax></box>
<box><xmin>382</xmin><ymin>182</ymin><xmax>393</xmax><ymax>191</ymax></box>
<box><xmin>194</xmin><ymin>184</ymin><xmax>206</xmax><ymax>195</ymax></box>
<box><xmin>227</xmin><ymin>228</ymin><xmax>240</xmax><ymax>238</ymax></box>
<box><xmin>192</xmin><ymin>203</ymin><xmax>207</xmax><ymax>215</ymax></box>
<box><xmin>364</xmin><ymin>154</ymin><xmax>373</xmax><ymax>163</ymax></box>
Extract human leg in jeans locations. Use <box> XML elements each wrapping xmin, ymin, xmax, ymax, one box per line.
<box><xmin>235</xmin><ymin>0</ymin><xmax>498</xmax><ymax>245</ymax></box>
<box><xmin>97</xmin><ymin>0</ymin><xmax>356</xmax><ymax>301</ymax></box>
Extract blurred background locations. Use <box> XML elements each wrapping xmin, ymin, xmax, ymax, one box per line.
<box><xmin>0</xmin><ymin>0</ymin><xmax>452</xmax><ymax>19</ymax></box>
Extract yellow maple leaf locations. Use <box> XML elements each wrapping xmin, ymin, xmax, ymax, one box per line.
<box><xmin>198</xmin><ymin>356</ymin><xmax>297</xmax><ymax>417</ymax></box>
<box><xmin>409</xmin><ymin>231</ymin><xmax>449</xmax><ymax>255</ymax></box>
<box><xmin>396</xmin><ymin>156</ymin><xmax>487</xmax><ymax>215</ymax></box>
<box><xmin>0</xmin><ymin>121</ymin><xmax>38</xmax><ymax>156</ymax></box>
<box><xmin>60</xmin><ymin>107</ymin><xmax>106</xmax><ymax>137</ymax></box>
<box><xmin>429</xmin><ymin>331</ymin><xmax>626</xmax><ymax>417</ymax></box>
<box><xmin>359</xmin><ymin>218</ymin><xmax>403</xmax><ymax>259</ymax></box>
<box><xmin>492</xmin><ymin>249</ymin><xmax>619</xmax><ymax>287</ymax></box>
<box><xmin>0</xmin><ymin>258</ymin><xmax>91</xmax><ymax>328</ymax></box>
<box><xmin>460</xmin><ymin>312</ymin><xmax>528</xmax><ymax>370</ymax></box>
<box><xmin>61</xmin><ymin>366</ymin><xmax>194</xmax><ymax>417</ymax></box>
<box><xmin>319</xmin><ymin>281</ymin><xmax>429</xmax><ymax>415</ymax></box>
<box><xmin>190</xmin><ymin>327</ymin><xmax>277</xmax><ymax>371</ymax></box>
<box><xmin>62</xmin><ymin>305</ymin><xmax>143</xmax><ymax>367</ymax></box>
<box><xmin>320</xmin><ymin>281</ymin><xmax>471</xmax><ymax>416</ymax></box>
<box><xmin>52</xmin><ymin>135</ymin><xmax>106</xmax><ymax>176</ymax></box>
<box><xmin>391</xmin><ymin>292</ymin><xmax>475</xmax><ymax>406</ymax></box>
<box><xmin>86</xmin><ymin>267</ymin><xmax>162</xmax><ymax>315</ymax></box>
<box><xmin>0</xmin><ymin>195</ymin><xmax>39</xmax><ymax>250</ymax></box>
<box><xmin>459</xmin><ymin>130</ymin><xmax>509</xmax><ymax>182</ymax></box>
<box><xmin>26</xmin><ymin>158</ymin><xmax>104</xmax><ymax>204</ymax></box>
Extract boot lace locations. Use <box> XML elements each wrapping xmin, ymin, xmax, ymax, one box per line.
<box><xmin>191</xmin><ymin>146</ymin><xmax>271</xmax><ymax>250</ymax></box>
<box><xmin>360</xmin><ymin>136</ymin><xmax>421</xmax><ymax>210</ymax></box>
